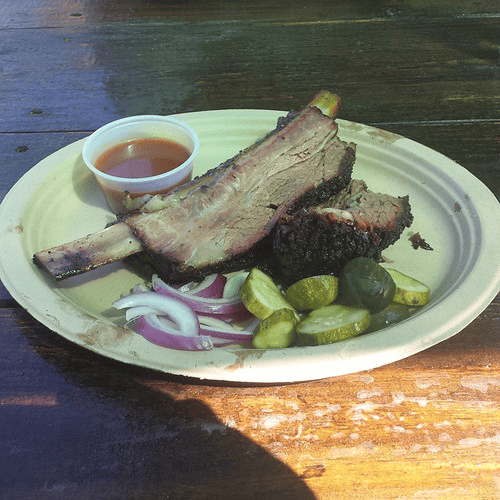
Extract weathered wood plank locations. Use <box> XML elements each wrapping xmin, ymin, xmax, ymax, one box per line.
<box><xmin>0</xmin><ymin>133</ymin><xmax>88</xmax><ymax>200</ymax></box>
<box><xmin>0</xmin><ymin>17</ymin><xmax>498</xmax><ymax>133</ymax></box>
<box><xmin>2</xmin><ymin>0</ymin><xmax>500</xmax><ymax>28</ymax></box>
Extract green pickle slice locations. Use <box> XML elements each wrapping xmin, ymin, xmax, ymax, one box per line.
<box><xmin>365</xmin><ymin>302</ymin><xmax>411</xmax><ymax>333</ymax></box>
<box><xmin>252</xmin><ymin>308</ymin><xmax>298</xmax><ymax>349</ymax></box>
<box><xmin>386</xmin><ymin>268</ymin><xmax>430</xmax><ymax>306</ymax></box>
<box><xmin>240</xmin><ymin>268</ymin><xmax>296</xmax><ymax>320</ymax></box>
<box><xmin>338</xmin><ymin>257</ymin><xmax>396</xmax><ymax>313</ymax></box>
<box><xmin>241</xmin><ymin>265</ymin><xmax>431</xmax><ymax>350</ymax></box>
<box><xmin>286</xmin><ymin>275</ymin><xmax>338</xmax><ymax>311</ymax></box>
<box><xmin>296</xmin><ymin>304</ymin><xmax>371</xmax><ymax>346</ymax></box>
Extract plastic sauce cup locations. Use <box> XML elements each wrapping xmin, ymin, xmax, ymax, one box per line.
<box><xmin>82</xmin><ymin>115</ymin><xmax>199</xmax><ymax>214</ymax></box>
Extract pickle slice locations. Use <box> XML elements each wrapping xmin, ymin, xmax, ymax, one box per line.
<box><xmin>365</xmin><ymin>302</ymin><xmax>411</xmax><ymax>333</ymax></box>
<box><xmin>252</xmin><ymin>308</ymin><xmax>298</xmax><ymax>349</ymax></box>
<box><xmin>240</xmin><ymin>268</ymin><xmax>296</xmax><ymax>320</ymax></box>
<box><xmin>285</xmin><ymin>275</ymin><xmax>338</xmax><ymax>311</ymax></box>
<box><xmin>338</xmin><ymin>257</ymin><xmax>396</xmax><ymax>313</ymax></box>
<box><xmin>386</xmin><ymin>269</ymin><xmax>430</xmax><ymax>306</ymax></box>
<box><xmin>296</xmin><ymin>304</ymin><xmax>370</xmax><ymax>346</ymax></box>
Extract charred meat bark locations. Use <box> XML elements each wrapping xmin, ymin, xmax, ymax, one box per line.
<box><xmin>271</xmin><ymin>179</ymin><xmax>413</xmax><ymax>285</ymax></box>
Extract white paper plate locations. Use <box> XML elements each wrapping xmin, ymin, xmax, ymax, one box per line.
<box><xmin>1</xmin><ymin>110</ymin><xmax>499</xmax><ymax>383</ymax></box>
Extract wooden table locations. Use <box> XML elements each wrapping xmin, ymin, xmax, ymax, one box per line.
<box><xmin>1</xmin><ymin>2</ymin><xmax>499</xmax><ymax>498</ymax></box>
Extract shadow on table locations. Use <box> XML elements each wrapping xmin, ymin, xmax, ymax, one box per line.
<box><xmin>2</xmin><ymin>309</ymin><xmax>317</xmax><ymax>500</ymax></box>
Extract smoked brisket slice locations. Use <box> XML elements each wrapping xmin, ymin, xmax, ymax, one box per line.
<box><xmin>123</xmin><ymin>106</ymin><xmax>356</xmax><ymax>282</ymax></box>
<box><xmin>271</xmin><ymin>179</ymin><xmax>413</xmax><ymax>285</ymax></box>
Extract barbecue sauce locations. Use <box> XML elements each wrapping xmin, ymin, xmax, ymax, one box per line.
<box><xmin>94</xmin><ymin>137</ymin><xmax>193</xmax><ymax>214</ymax></box>
<box><xmin>95</xmin><ymin>138</ymin><xmax>190</xmax><ymax>178</ymax></box>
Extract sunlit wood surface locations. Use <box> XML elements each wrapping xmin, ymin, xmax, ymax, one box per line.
<box><xmin>0</xmin><ymin>1</ymin><xmax>499</xmax><ymax>499</ymax></box>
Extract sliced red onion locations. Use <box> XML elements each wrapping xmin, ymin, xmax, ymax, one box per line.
<box><xmin>222</xmin><ymin>271</ymin><xmax>250</xmax><ymax>298</ymax></box>
<box><xmin>135</xmin><ymin>315</ymin><xmax>214</xmax><ymax>350</ymax></box>
<box><xmin>177</xmin><ymin>280</ymin><xmax>197</xmax><ymax>293</ymax></box>
<box><xmin>152</xmin><ymin>275</ymin><xmax>252</xmax><ymax>322</ymax></box>
<box><xmin>113</xmin><ymin>292</ymin><xmax>241</xmax><ymax>350</ymax></box>
<box><xmin>123</xmin><ymin>305</ymin><xmax>161</xmax><ymax>322</ymax></box>
<box><xmin>187</xmin><ymin>273</ymin><xmax>227</xmax><ymax>298</ymax></box>
<box><xmin>113</xmin><ymin>275</ymin><xmax>258</xmax><ymax>350</ymax></box>
<box><xmin>237</xmin><ymin>315</ymin><xmax>262</xmax><ymax>332</ymax></box>
<box><xmin>140</xmin><ymin>314</ymin><xmax>235</xmax><ymax>348</ymax></box>
<box><xmin>198</xmin><ymin>315</ymin><xmax>238</xmax><ymax>329</ymax></box>
<box><xmin>113</xmin><ymin>291</ymin><xmax>200</xmax><ymax>337</ymax></box>
<box><xmin>201</xmin><ymin>327</ymin><xmax>253</xmax><ymax>342</ymax></box>
<box><xmin>198</xmin><ymin>316</ymin><xmax>253</xmax><ymax>342</ymax></box>
<box><xmin>132</xmin><ymin>283</ymin><xmax>151</xmax><ymax>294</ymax></box>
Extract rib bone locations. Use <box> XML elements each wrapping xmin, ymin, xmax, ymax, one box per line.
<box><xmin>33</xmin><ymin>222</ymin><xmax>143</xmax><ymax>280</ymax></box>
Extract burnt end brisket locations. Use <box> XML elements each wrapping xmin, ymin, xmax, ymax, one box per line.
<box><xmin>271</xmin><ymin>180</ymin><xmax>413</xmax><ymax>285</ymax></box>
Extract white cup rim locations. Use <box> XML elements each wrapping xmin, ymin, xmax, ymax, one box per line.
<box><xmin>81</xmin><ymin>115</ymin><xmax>200</xmax><ymax>187</ymax></box>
